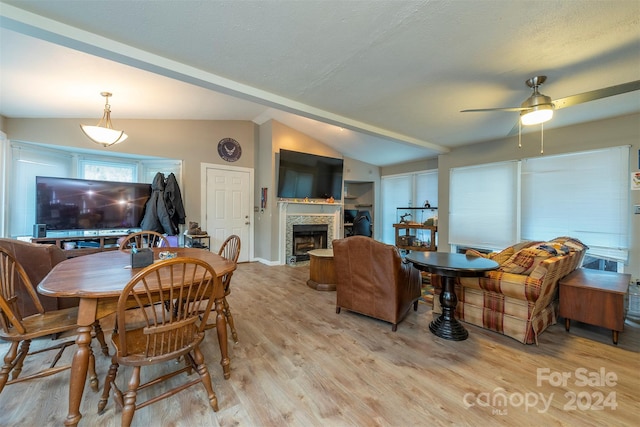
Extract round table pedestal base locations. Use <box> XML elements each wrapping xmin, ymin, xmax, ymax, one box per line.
<box><xmin>429</xmin><ymin>315</ymin><xmax>468</xmax><ymax>341</ymax></box>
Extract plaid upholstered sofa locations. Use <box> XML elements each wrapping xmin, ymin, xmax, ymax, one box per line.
<box><xmin>431</xmin><ymin>236</ymin><xmax>588</xmax><ymax>344</ymax></box>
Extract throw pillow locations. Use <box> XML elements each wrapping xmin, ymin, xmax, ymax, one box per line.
<box><xmin>550</xmin><ymin>236</ymin><xmax>588</xmax><ymax>251</ymax></box>
<box><xmin>499</xmin><ymin>245</ymin><xmax>556</xmax><ymax>275</ymax></box>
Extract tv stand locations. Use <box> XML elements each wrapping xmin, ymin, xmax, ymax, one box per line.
<box><xmin>31</xmin><ymin>234</ymin><xmax>128</xmax><ymax>258</ymax></box>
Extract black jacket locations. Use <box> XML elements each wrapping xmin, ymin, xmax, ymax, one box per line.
<box><xmin>164</xmin><ymin>173</ymin><xmax>186</xmax><ymax>231</ymax></box>
<box><xmin>140</xmin><ymin>172</ymin><xmax>175</xmax><ymax>234</ymax></box>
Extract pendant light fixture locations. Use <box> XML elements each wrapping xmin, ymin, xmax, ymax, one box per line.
<box><xmin>80</xmin><ymin>92</ymin><xmax>128</xmax><ymax>147</ymax></box>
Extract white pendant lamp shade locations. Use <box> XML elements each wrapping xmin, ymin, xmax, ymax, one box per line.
<box><xmin>80</xmin><ymin>92</ymin><xmax>128</xmax><ymax>147</ymax></box>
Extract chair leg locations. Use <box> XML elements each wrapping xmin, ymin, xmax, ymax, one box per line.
<box><xmin>0</xmin><ymin>341</ymin><xmax>19</xmax><ymax>394</ymax></box>
<box><xmin>223</xmin><ymin>297</ymin><xmax>239</xmax><ymax>344</ymax></box>
<box><xmin>11</xmin><ymin>340</ymin><xmax>30</xmax><ymax>381</ymax></box>
<box><xmin>192</xmin><ymin>347</ymin><xmax>219</xmax><ymax>412</ymax></box>
<box><xmin>93</xmin><ymin>321</ymin><xmax>109</xmax><ymax>356</ymax></box>
<box><xmin>121</xmin><ymin>366</ymin><xmax>141</xmax><ymax>427</ymax></box>
<box><xmin>98</xmin><ymin>360</ymin><xmax>119</xmax><ymax>414</ymax></box>
<box><xmin>88</xmin><ymin>344</ymin><xmax>99</xmax><ymax>392</ymax></box>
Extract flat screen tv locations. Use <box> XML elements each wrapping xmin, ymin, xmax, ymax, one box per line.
<box><xmin>277</xmin><ymin>149</ymin><xmax>344</xmax><ymax>200</ymax></box>
<box><xmin>36</xmin><ymin>176</ymin><xmax>151</xmax><ymax>233</ymax></box>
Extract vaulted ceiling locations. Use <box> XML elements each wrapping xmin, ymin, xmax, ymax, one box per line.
<box><xmin>1</xmin><ymin>1</ymin><xmax>639</xmax><ymax>166</ymax></box>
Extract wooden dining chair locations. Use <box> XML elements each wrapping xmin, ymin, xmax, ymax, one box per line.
<box><xmin>97</xmin><ymin>257</ymin><xmax>221</xmax><ymax>426</ymax></box>
<box><xmin>203</xmin><ymin>235</ymin><xmax>241</xmax><ymax>343</ymax></box>
<box><xmin>118</xmin><ymin>231</ymin><xmax>170</xmax><ymax>252</ymax></box>
<box><xmin>0</xmin><ymin>247</ymin><xmax>104</xmax><ymax>395</ymax></box>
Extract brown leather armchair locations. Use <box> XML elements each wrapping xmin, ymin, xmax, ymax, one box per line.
<box><xmin>332</xmin><ymin>236</ymin><xmax>421</xmax><ymax>331</ymax></box>
<box><xmin>0</xmin><ymin>238</ymin><xmax>77</xmax><ymax>316</ymax></box>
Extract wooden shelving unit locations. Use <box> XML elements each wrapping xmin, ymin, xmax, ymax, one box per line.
<box><xmin>393</xmin><ymin>223</ymin><xmax>437</xmax><ymax>252</ymax></box>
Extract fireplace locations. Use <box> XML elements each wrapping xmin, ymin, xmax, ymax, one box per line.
<box><xmin>292</xmin><ymin>224</ymin><xmax>328</xmax><ymax>262</ymax></box>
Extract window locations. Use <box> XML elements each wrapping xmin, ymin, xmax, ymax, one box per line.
<box><xmin>521</xmin><ymin>146</ymin><xmax>629</xmax><ymax>264</ymax></box>
<box><xmin>80</xmin><ymin>159</ymin><xmax>136</xmax><ymax>182</ymax></box>
<box><xmin>449</xmin><ymin>161</ymin><xmax>519</xmax><ymax>251</ymax></box>
<box><xmin>9</xmin><ymin>143</ymin><xmax>72</xmax><ymax>237</ymax></box>
<box><xmin>6</xmin><ymin>141</ymin><xmax>182</xmax><ymax>238</ymax></box>
<box><xmin>380</xmin><ymin>170</ymin><xmax>438</xmax><ymax>245</ymax></box>
<box><xmin>449</xmin><ymin>146</ymin><xmax>630</xmax><ymax>268</ymax></box>
<box><xmin>141</xmin><ymin>160</ymin><xmax>183</xmax><ymax>186</ymax></box>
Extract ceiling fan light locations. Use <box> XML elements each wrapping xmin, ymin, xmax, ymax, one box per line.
<box><xmin>520</xmin><ymin>107</ymin><xmax>553</xmax><ymax>125</ymax></box>
<box><xmin>80</xmin><ymin>92</ymin><xmax>128</xmax><ymax>147</ymax></box>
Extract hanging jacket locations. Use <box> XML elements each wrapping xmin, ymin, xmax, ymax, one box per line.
<box><xmin>140</xmin><ymin>172</ymin><xmax>175</xmax><ymax>234</ymax></box>
<box><xmin>164</xmin><ymin>172</ymin><xmax>186</xmax><ymax>232</ymax></box>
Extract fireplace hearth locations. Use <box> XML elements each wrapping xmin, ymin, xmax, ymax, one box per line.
<box><xmin>292</xmin><ymin>224</ymin><xmax>328</xmax><ymax>262</ymax></box>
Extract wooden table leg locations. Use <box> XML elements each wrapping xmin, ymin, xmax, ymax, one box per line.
<box><xmin>565</xmin><ymin>318</ymin><xmax>571</xmax><ymax>331</ymax></box>
<box><xmin>215</xmin><ymin>298</ymin><xmax>231</xmax><ymax>379</ymax></box>
<box><xmin>64</xmin><ymin>325</ymin><xmax>93</xmax><ymax>427</ymax></box>
<box><xmin>429</xmin><ymin>275</ymin><xmax>468</xmax><ymax>341</ymax></box>
<box><xmin>612</xmin><ymin>330</ymin><xmax>619</xmax><ymax>345</ymax></box>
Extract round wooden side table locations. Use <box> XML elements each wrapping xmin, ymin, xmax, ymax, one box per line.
<box><xmin>306</xmin><ymin>248</ymin><xmax>336</xmax><ymax>291</ymax></box>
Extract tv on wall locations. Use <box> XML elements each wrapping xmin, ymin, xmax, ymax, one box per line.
<box><xmin>36</xmin><ymin>176</ymin><xmax>151</xmax><ymax>234</ymax></box>
<box><xmin>277</xmin><ymin>149</ymin><xmax>344</xmax><ymax>200</ymax></box>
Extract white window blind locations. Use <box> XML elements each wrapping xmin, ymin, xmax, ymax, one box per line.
<box><xmin>141</xmin><ymin>160</ymin><xmax>183</xmax><ymax>185</ymax></box>
<box><xmin>10</xmin><ymin>143</ymin><xmax>72</xmax><ymax>237</ymax></box>
<box><xmin>449</xmin><ymin>161</ymin><xmax>519</xmax><ymax>250</ymax></box>
<box><xmin>416</xmin><ymin>171</ymin><xmax>438</xmax><ymax>210</ymax></box>
<box><xmin>380</xmin><ymin>174</ymin><xmax>412</xmax><ymax>244</ymax></box>
<box><xmin>80</xmin><ymin>159</ymin><xmax>136</xmax><ymax>182</ymax></box>
<box><xmin>521</xmin><ymin>146</ymin><xmax>629</xmax><ymax>262</ymax></box>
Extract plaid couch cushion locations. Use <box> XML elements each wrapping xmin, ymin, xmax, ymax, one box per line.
<box><xmin>499</xmin><ymin>246</ymin><xmax>556</xmax><ymax>275</ymax></box>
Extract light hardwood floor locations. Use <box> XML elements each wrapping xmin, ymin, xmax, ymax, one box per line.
<box><xmin>1</xmin><ymin>261</ymin><xmax>638</xmax><ymax>426</ymax></box>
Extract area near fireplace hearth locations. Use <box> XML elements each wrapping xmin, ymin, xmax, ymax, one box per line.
<box><xmin>278</xmin><ymin>201</ymin><xmax>341</xmax><ymax>265</ymax></box>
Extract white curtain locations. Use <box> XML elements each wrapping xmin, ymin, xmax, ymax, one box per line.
<box><xmin>380</xmin><ymin>170</ymin><xmax>438</xmax><ymax>245</ymax></box>
<box><xmin>521</xmin><ymin>146</ymin><xmax>629</xmax><ymax>262</ymax></box>
<box><xmin>10</xmin><ymin>143</ymin><xmax>72</xmax><ymax>237</ymax></box>
<box><xmin>381</xmin><ymin>174</ymin><xmax>412</xmax><ymax>244</ymax></box>
<box><xmin>449</xmin><ymin>161</ymin><xmax>520</xmax><ymax>250</ymax></box>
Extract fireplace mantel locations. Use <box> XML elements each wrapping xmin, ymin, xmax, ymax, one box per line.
<box><xmin>278</xmin><ymin>201</ymin><xmax>342</xmax><ymax>265</ymax></box>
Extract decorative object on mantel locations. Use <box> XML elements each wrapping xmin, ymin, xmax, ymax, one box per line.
<box><xmin>80</xmin><ymin>92</ymin><xmax>128</xmax><ymax>147</ymax></box>
<box><xmin>217</xmin><ymin>137</ymin><xmax>242</xmax><ymax>162</ymax></box>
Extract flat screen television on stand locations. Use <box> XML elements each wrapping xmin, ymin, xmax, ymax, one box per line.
<box><xmin>277</xmin><ymin>149</ymin><xmax>344</xmax><ymax>200</ymax></box>
<box><xmin>35</xmin><ymin>176</ymin><xmax>152</xmax><ymax>237</ymax></box>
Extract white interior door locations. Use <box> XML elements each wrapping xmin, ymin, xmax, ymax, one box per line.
<box><xmin>201</xmin><ymin>164</ymin><xmax>253</xmax><ymax>262</ymax></box>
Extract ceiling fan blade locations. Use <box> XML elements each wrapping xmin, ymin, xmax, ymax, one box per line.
<box><xmin>552</xmin><ymin>80</ymin><xmax>640</xmax><ymax>109</ymax></box>
<box><xmin>461</xmin><ymin>106</ymin><xmax>525</xmax><ymax>113</ymax></box>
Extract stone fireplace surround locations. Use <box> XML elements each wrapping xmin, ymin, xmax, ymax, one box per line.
<box><xmin>278</xmin><ymin>201</ymin><xmax>341</xmax><ymax>265</ymax></box>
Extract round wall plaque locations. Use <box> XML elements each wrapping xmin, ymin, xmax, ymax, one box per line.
<box><xmin>217</xmin><ymin>138</ymin><xmax>242</xmax><ymax>162</ymax></box>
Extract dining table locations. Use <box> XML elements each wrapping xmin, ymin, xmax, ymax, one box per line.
<box><xmin>37</xmin><ymin>247</ymin><xmax>236</xmax><ymax>427</ymax></box>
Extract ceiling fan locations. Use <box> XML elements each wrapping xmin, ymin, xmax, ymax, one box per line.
<box><xmin>461</xmin><ymin>76</ymin><xmax>640</xmax><ymax>152</ymax></box>
<box><xmin>462</xmin><ymin>76</ymin><xmax>640</xmax><ymax>124</ymax></box>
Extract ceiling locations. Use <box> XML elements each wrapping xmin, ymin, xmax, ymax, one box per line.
<box><xmin>1</xmin><ymin>1</ymin><xmax>639</xmax><ymax>167</ymax></box>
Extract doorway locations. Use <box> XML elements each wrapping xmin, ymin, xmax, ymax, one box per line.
<box><xmin>201</xmin><ymin>163</ymin><xmax>253</xmax><ymax>262</ymax></box>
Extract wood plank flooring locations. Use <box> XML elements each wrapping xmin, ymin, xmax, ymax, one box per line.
<box><xmin>1</xmin><ymin>261</ymin><xmax>638</xmax><ymax>426</ymax></box>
